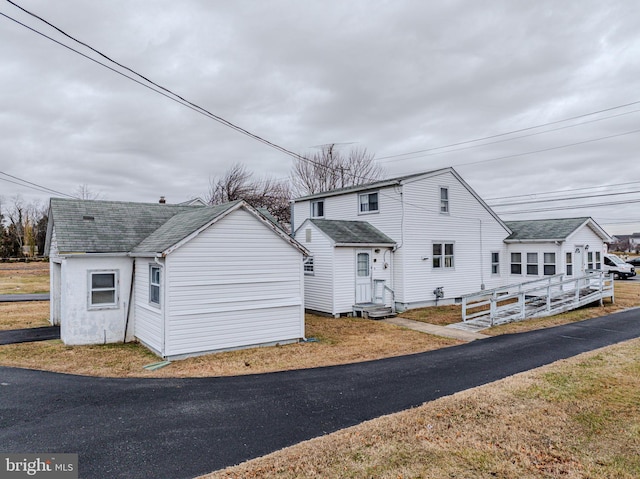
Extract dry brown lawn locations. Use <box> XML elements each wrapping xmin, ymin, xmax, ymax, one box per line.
<box><xmin>0</xmin><ymin>301</ymin><xmax>50</xmax><ymax>330</ymax></box>
<box><xmin>201</xmin><ymin>338</ymin><xmax>640</xmax><ymax>479</ymax></box>
<box><xmin>0</xmin><ymin>261</ymin><xmax>49</xmax><ymax>294</ymax></box>
<box><xmin>0</xmin><ymin>314</ymin><xmax>460</xmax><ymax>377</ymax></box>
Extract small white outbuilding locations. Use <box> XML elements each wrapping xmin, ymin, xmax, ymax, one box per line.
<box><xmin>45</xmin><ymin>198</ymin><xmax>308</xmax><ymax>359</ymax></box>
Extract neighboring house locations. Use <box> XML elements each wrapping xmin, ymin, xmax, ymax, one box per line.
<box><xmin>503</xmin><ymin>217</ymin><xmax>613</xmax><ymax>280</ymax></box>
<box><xmin>45</xmin><ymin>198</ymin><xmax>307</xmax><ymax>359</ymax></box>
<box><xmin>292</xmin><ymin>167</ymin><xmax>513</xmax><ymax>315</ymax></box>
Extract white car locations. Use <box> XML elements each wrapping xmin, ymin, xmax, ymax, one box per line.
<box><xmin>603</xmin><ymin>254</ymin><xmax>636</xmax><ymax>279</ymax></box>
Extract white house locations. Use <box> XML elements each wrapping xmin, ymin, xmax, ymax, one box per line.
<box><xmin>292</xmin><ymin>168</ymin><xmax>614</xmax><ymax>317</ymax></box>
<box><xmin>292</xmin><ymin>167</ymin><xmax>512</xmax><ymax>315</ymax></box>
<box><xmin>503</xmin><ymin>217</ymin><xmax>612</xmax><ymax>280</ymax></box>
<box><xmin>45</xmin><ymin>198</ymin><xmax>308</xmax><ymax>359</ymax></box>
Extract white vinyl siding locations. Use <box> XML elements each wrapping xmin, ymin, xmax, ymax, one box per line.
<box><xmin>134</xmin><ymin>257</ymin><xmax>164</xmax><ymax>354</ymax></box>
<box><xmin>164</xmin><ymin>208</ymin><xmax>304</xmax><ymax>357</ymax></box>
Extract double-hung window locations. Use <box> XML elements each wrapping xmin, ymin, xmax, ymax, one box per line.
<box><xmin>510</xmin><ymin>253</ymin><xmax>522</xmax><ymax>275</ymax></box>
<box><xmin>311</xmin><ymin>200</ymin><xmax>324</xmax><ymax>218</ymax></box>
<box><xmin>359</xmin><ymin>192</ymin><xmax>378</xmax><ymax>213</ymax></box>
<box><xmin>440</xmin><ymin>187</ymin><xmax>449</xmax><ymax>214</ymax></box>
<box><xmin>566</xmin><ymin>252</ymin><xmax>573</xmax><ymax>276</ymax></box>
<box><xmin>587</xmin><ymin>252</ymin><xmax>594</xmax><ymax>270</ymax></box>
<box><xmin>595</xmin><ymin>251</ymin><xmax>601</xmax><ymax>270</ymax></box>
<box><xmin>491</xmin><ymin>252</ymin><xmax>500</xmax><ymax>275</ymax></box>
<box><xmin>89</xmin><ymin>271</ymin><xmax>118</xmax><ymax>308</ymax></box>
<box><xmin>149</xmin><ymin>265</ymin><xmax>161</xmax><ymax>306</ymax></box>
<box><xmin>433</xmin><ymin>242</ymin><xmax>454</xmax><ymax>269</ymax></box>
<box><xmin>543</xmin><ymin>253</ymin><xmax>556</xmax><ymax>275</ymax></box>
<box><xmin>527</xmin><ymin>253</ymin><xmax>538</xmax><ymax>275</ymax></box>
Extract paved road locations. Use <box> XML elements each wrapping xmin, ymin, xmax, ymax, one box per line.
<box><xmin>1</xmin><ymin>308</ymin><xmax>639</xmax><ymax>479</ymax></box>
<box><xmin>0</xmin><ymin>293</ymin><xmax>49</xmax><ymax>302</ymax></box>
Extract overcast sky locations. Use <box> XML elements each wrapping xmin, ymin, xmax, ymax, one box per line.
<box><xmin>1</xmin><ymin>0</ymin><xmax>639</xmax><ymax>234</ymax></box>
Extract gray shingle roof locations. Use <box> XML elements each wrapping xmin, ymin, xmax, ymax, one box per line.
<box><xmin>504</xmin><ymin>217</ymin><xmax>590</xmax><ymax>241</ymax></box>
<box><xmin>49</xmin><ymin>198</ymin><xmax>202</xmax><ymax>254</ymax></box>
<box><xmin>310</xmin><ymin>219</ymin><xmax>395</xmax><ymax>245</ymax></box>
<box><xmin>132</xmin><ymin>201</ymin><xmax>240</xmax><ymax>253</ymax></box>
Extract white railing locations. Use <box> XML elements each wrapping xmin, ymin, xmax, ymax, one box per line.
<box><xmin>373</xmin><ymin>279</ymin><xmax>396</xmax><ymax>314</ymax></box>
<box><xmin>461</xmin><ymin>272</ymin><xmax>614</xmax><ymax>326</ymax></box>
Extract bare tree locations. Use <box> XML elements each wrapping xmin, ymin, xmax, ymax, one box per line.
<box><xmin>291</xmin><ymin>144</ymin><xmax>384</xmax><ymax>196</ymax></box>
<box><xmin>74</xmin><ymin>184</ymin><xmax>104</xmax><ymax>200</ymax></box>
<box><xmin>206</xmin><ymin>163</ymin><xmax>292</xmax><ymax>227</ymax></box>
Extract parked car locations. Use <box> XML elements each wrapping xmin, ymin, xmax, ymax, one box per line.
<box><xmin>603</xmin><ymin>253</ymin><xmax>636</xmax><ymax>279</ymax></box>
<box><xmin>626</xmin><ymin>257</ymin><xmax>640</xmax><ymax>267</ymax></box>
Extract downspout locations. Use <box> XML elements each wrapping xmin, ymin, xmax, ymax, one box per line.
<box><xmin>123</xmin><ymin>260</ymin><xmax>136</xmax><ymax>343</ymax></box>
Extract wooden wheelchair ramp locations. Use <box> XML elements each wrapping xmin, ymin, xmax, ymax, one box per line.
<box><xmin>450</xmin><ymin>272</ymin><xmax>614</xmax><ymax>333</ymax></box>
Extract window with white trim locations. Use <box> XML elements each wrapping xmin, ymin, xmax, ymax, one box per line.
<box><xmin>543</xmin><ymin>253</ymin><xmax>556</xmax><ymax>275</ymax></box>
<box><xmin>359</xmin><ymin>192</ymin><xmax>379</xmax><ymax>213</ymax></box>
<box><xmin>149</xmin><ymin>265</ymin><xmax>161</xmax><ymax>306</ymax></box>
<box><xmin>566</xmin><ymin>252</ymin><xmax>573</xmax><ymax>275</ymax></box>
<box><xmin>311</xmin><ymin>200</ymin><xmax>324</xmax><ymax>218</ymax></box>
<box><xmin>89</xmin><ymin>271</ymin><xmax>118</xmax><ymax>308</ymax></box>
<box><xmin>433</xmin><ymin>242</ymin><xmax>454</xmax><ymax>268</ymax></box>
<box><xmin>587</xmin><ymin>251</ymin><xmax>594</xmax><ymax>270</ymax></box>
<box><xmin>303</xmin><ymin>256</ymin><xmax>314</xmax><ymax>275</ymax></box>
<box><xmin>491</xmin><ymin>252</ymin><xmax>500</xmax><ymax>275</ymax></box>
<box><xmin>511</xmin><ymin>253</ymin><xmax>522</xmax><ymax>275</ymax></box>
<box><xmin>527</xmin><ymin>252</ymin><xmax>538</xmax><ymax>275</ymax></box>
<box><xmin>595</xmin><ymin>251</ymin><xmax>601</xmax><ymax>270</ymax></box>
<box><xmin>440</xmin><ymin>187</ymin><xmax>449</xmax><ymax>214</ymax></box>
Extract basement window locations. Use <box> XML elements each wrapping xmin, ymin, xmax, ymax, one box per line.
<box><xmin>88</xmin><ymin>270</ymin><xmax>118</xmax><ymax>309</ymax></box>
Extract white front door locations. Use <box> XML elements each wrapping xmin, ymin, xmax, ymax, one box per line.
<box><xmin>355</xmin><ymin>250</ymin><xmax>372</xmax><ymax>304</ymax></box>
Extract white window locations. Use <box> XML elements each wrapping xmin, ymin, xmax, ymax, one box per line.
<box><xmin>311</xmin><ymin>200</ymin><xmax>324</xmax><ymax>218</ymax></box>
<box><xmin>595</xmin><ymin>251</ymin><xmax>601</xmax><ymax>270</ymax></box>
<box><xmin>89</xmin><ymin>271</ymin><xmax>118</xmax><ymax>308</ymax></box>
<box><xmin>511</xmin><ymin>253</ymin><xmax>522</xmax><ymax>275</ymax></box>
<box><xmin>357</xmin><ymin>252</ymin><xmax>370</xmax><ymax>276</ymax></box>
<box><xmin>543</xmin><ymin>253</ymin><xmax>556</xmax><ymax>275</ymax></box>
<box><xmin>440</xmin><ymin>187</ymin><xmax>449</xmax><ymax>214</ymax></box>
<box><xmin>149</xmin><ymin>265</ymin><xmax>161</xmax><ymax>306</ymax></box>
<box><xmin>359</xmin><ymin>192</ymin><xmax>379</xmax><ymax>213</ymax></box>
<box><xmin>491</xmin><ymin>252</ymin><xmax>500</xmax><ymax>275</ymax></box>
<box><xmin>303</xmin><ymin>256</ymin><xmax>314</xmax><ymax>275</ymax></box>
<box><xmin>587</xmin><ymin>251</ymin><xmax>594</xmax><ymax>270</ymax></box>
<box><xmin>433</xmin><ymin>242</ymin><xmax>454</xmax><ymax>269</ymax></box>
<box><xmin>566</xmin><ymin>252</ymin><xmax>573</xmax><ymax>276</ymax></box>
<box><xmin>527</xmin><ymin>252</ymin><xmax>538</xmax><ymax>275</ymax></box>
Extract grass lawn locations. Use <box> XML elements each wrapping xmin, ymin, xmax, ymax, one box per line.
<box><xmin>2</xmin><ymin>262</ymin><xmax>640</xmax><ymax>477</ymax></box>
<box><xmin>0</xmin><ymin>261</ymin><xmax>49</xmax><ymax>294</ymax></box>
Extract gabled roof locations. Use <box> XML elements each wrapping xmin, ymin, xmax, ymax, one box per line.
<box><xmin>46</xmin><ymin>198</ymin><xmax>306</xmax><ymax>256</ymax></box>
<box><xmin>132</xmin><ymin>201</ymin><xmax>240</xmax><ymax>253</ymax></box>
<box><xmin>293</xmin><ymin>168</ymin><xmax>444</xmax><ymax>202</ymax></box>
<box><xmin>504</xmin><ymin>217</ymin><xmax>612</xmax><ymax>242</ymax></box>
<box><xmin>307</xmin><ymin>219</ymin><xmax>395</xmax><ymax>246</ymax></box>
<box><xmin>47</xmin><ymin>198</ymin><xmax>201</xmax><ymax>254</ymax></box>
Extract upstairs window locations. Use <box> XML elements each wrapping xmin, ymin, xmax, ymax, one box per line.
<box><xmin>89</xmin><ymin>271</ymin><xmax>118</xmax><ymax>308</ymax></box>
<box><xmin>440</xmin><ymin>187</ymin><xmax>449</xmax><ymax>214</ymax></box>
<box><xmin>311</xmin><ymin>200</ymin><xmax>324</xmax><ymax>218</ymax></box>
<box><xmin>359</xmin><ymin>192</ymin><xmax>379</xmax><ymax>213</ymax></box>
<box><xmin>149</xmin><ymin>265</ymin><xmax>161</xmax><ymax>306</ymax></box>
<box><xmin>527</xmin><ymin>252</ymin><xmax>538</xmax><ymax>275</ymax></box>
<box><xmin>510</xmin><ymin>253</ymin><xmax>522</xmax><ymax>275</ymax></box>
<box><xmin>433</xmin><ymin>242</ymin><xmax>454</xmax><ymax>268</ymax></box>
<box><xmin>544</xmin><ymin>253</ymin><xmax>556</xmax><ymax>275</ymax></box>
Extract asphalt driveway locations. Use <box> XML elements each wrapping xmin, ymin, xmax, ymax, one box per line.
<box><xmin>1</xmin><ymin>308</ymin><xmax>639</xmax><ymax>479</ymax></box>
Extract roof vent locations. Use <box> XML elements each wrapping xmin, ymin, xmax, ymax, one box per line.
<box><xmin>83</xmin><ymin>215</ymin><xmax>95</xmax><ymax>221</ymax></box>
<box><xmin>159</xmin><ymin>196</ymin><xmax>166</xmax><ymax>204</ymax></box>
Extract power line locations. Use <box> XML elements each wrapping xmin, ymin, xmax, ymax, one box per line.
<box><xmin>489</xmin><ymin>188</ymin><xmax>640</xmax><ymax>208</ymax></box>
<box><xmin>485</xmin><ymin>180</ymin><xmax>640</xmax><ymax>201</ymax></box>
<box><xmin>499</xmin><ymin>197</ymin><xmax>640</xmax><ymax>215</ymax></box>
<box><xmin>376</xmin><ymin>101</ymin><xmax>640</xmax><ymax>162</ymax></box>
<box><xmin>0</xmin><ymin>171</ymin><xmax>76</xmax><ymax>198</ymax></box>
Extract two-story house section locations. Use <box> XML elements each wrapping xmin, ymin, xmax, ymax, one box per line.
<box><xmin>292</xmin><ymin>167</ymin><xmax>512</xmax><ymax>316</ymax></box>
